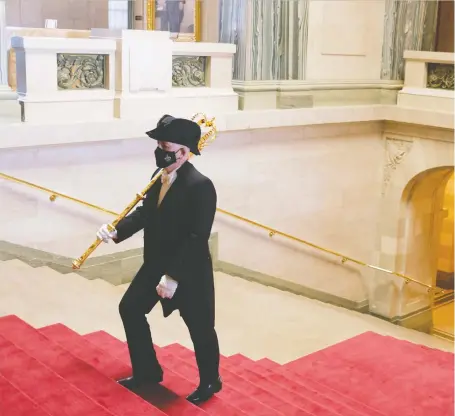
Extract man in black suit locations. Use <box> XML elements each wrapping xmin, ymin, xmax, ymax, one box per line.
<box><xmin>97</xmin><ymin>115</ymin><xmax>221</xmax><ymax>404</ymax></box>
<box><xmin>158</xmin><ymin>0</ymin><xmax>185</xmax><ymax>33</ymax></box>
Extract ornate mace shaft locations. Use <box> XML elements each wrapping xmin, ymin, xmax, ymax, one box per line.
<box><xmin>72</xmin><ymin>114</ymin><xmax>218</xmax><ymax>270</ymax></box>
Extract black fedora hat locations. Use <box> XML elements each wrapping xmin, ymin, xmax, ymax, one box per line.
<box><xmin>146</xmin><ymin>115</ymin><xmax>202</xmax><ymax>155</ymax></box>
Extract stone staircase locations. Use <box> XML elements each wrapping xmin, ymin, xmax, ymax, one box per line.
<box><xmin>0</xmin><ymin>316</ymin><xmax>453</xmax><ymax>415</ymax></box>
<box><xmin>0</xmin><ymin>257</ymin><xmax>454</xmax><ymax>415</ymax></box>
<box><xmin>0</xmin><ymin>257</ymin><xmax>452</xmax><ymax>362</ymax></box>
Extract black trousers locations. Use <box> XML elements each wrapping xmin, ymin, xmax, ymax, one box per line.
<box><xmin>165</xmin><ymin>1</ymin><xmax>183</xmax><ymax>33</ymax></box>
<box><xmin>119</xmin><ymin>265</ymin><xmax>220</xmax><ymax>385</ymax></box>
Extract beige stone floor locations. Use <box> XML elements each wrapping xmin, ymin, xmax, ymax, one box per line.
<box><xmin>1</xmin><ymin>259</ymin><xmax>452</xmax><ymax>364</ymax></box>
<box><xmin>433</xmin><ymin>302</ymin><xmax>454</xmax><ymax>337</ymax></box>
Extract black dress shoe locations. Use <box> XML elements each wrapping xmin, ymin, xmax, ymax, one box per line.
<box><xmin>118</xmin><ymin>373</ymin><xmax>163</xmax><ymax>390</ymax></box>
<box><xmin>186</xmin><ymin>377</ymin><xmax>222</xmax><ymax>404</ymax></box>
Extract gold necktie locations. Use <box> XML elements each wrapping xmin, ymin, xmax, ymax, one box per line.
<box><xmin>158</xmin><ymin>173</ymin><xmax>172</xmax><ymax>206</ymax></box>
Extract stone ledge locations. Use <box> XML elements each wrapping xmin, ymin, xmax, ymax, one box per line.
<box><xmin>1</xmin><ymin>236</ymin><xmax>371</xmax><ymax>313</ymax></box>
<box><xmin>0</xmin><ymin>104</ymin><xmax>452</xmax><ymax>150</ymax></box>
<box><xmin>232</xmin><ymin>80</ymin><xmax>404</xmax><ymax>92</ymax></box>
<box><xmin>0</xmin><ymin>240</ymin><xmax>143</xmax><ymax>285</ymax></box>
<box><xmin>371</xmin><ymin>303</ymin><xmax>444</xmax><ymax>335</ymax></box>
<box><xmin>233</xmin><ymin>80</ymin><xmax>403</xmax><ymax>110</ymax></box>
<box><xmin>0</xmin><ymin>233</ymin><xmax>219</xmax><ymax>285</ymax></box>
<box><xmin>216</xmin><ymin>260</ymin><xmax>369</xmax><ymax>312</ymax></box>
<box><xmin>432</xmin><ymin>328</ymin><xmax>455</xmax><ymax>342</ymax></box>
<box><xmin>0</xmin><ymin>89</ymin><xmax>17</xmax><ymax>101</ymax></box>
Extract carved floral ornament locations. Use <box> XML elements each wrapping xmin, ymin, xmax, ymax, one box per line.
<box><xmin>172</xmin><ymin>56</ymin><xmax>206</xmax><ymax>87</ymax></box>
<box><xmin>57</xmin><ymin>54</ymin><xmax>107</xmax><ymax>90</ymax></box>
<box><xmin>382</xmin><ymin>137</ymin><xmax>413</xmax><ymax>196</ymax></box>
<box><xmin>427</xmin><ymin>63</ymin><xmax>454</xmax><ymax>90</ymax></box>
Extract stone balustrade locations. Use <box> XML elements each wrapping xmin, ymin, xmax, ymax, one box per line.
<box><xmin>11</xmin><ymin>30</ymin><xmax>237</xmax><ymax>123</ymax></box>
<box><xmin>11</xmin><ymin>36</ymin><xmax>117</xmax><ymax>123</ymax></box>
<box><xmin>398</xmin><ymin>50</ymin><xmax>454</xmax><ymax>113</ymax></box>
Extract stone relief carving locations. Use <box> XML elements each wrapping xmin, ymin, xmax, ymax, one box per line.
<box><xmin>172</xmin><ymin>56</ymin><xmax>206</xmax><ymax>87</ymax></box>
<box><xmin>427</xmin><ymin>63</ymin><xmax>454</xmax><ymax>90</ymax></box>
<box><xmin>382</xmin><ymin>138</ymin><xmax>413</xmax><ymax>196</ymax></box>
<box><xmin>57</xmin><ymin>54</ymin><xmax>106</xmax><ymax>90</ymax></box>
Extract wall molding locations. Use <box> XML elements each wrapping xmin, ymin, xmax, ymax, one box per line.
<box><xmin>216</xmin><ymin>260</ymin><xmax>369</xmax><ymax>312</ymax></box>
<box><xmin>232</xmin><ymin>79</ymin><xmax>404</xmax><ymax>93</ymax></box>
<box><xmin>0</xmin><ymin>105</ymin><xmax>453</xmax><ymax>150</ymax></box>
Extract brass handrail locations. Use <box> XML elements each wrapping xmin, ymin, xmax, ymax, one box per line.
<box><xmin>1</xmin><ymin>173</ymin><xmax>118</xmax><ymax>216</ymax></box>
<box><xmin>0</xmin><ymin>172</ymin><xmax>442</xmax><ymax>294</ymax></box>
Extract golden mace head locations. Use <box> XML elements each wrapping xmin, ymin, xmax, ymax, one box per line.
<box><xmin>191</xmin><ymin>113</ymin><xmax>218</xmax><ymax>153</ymax></box>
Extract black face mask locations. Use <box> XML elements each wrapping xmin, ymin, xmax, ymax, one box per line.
<box><xmin>155</xmin><ymin>147</ymin><xmax>179</xmax><ymax>168</ymax></box>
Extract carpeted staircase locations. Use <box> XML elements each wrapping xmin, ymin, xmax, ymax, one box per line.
<box><xmin>0</xmin><ymin>315</ymin><xmax>453</xmax><ymax>416</ymax></box>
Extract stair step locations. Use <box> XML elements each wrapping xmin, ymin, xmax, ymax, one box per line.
<box><xmin>222</xmin><ymin>355</ymin><xmax>379</xmax><ymax>416</ymax></box>
<box><xmin>256</xmin><ymin>359</ymin><xmax>281</xmax><ymax>370</ymax></box>
<box><xmin>84</xmin><ymin>330</ymin><xmax>282</xmax><ymax>416</ymax></box>
<box><xmin>0</xmin><ymin>334</ymin><xmax>112</xmax><ymax>416</ymax></box>
<box><xmin>39</xmin><ymin>323</ymin><xmax>209</xmax><ymax>415</ymax></box>
<box><xmin>0</xmin><ymin>316</ymin><xmax>167</xmax><ymax>416</ymax></box>
<box><xmin>165</xmin><ymin>344</ymin><xmax>381</xmax><ymax>416</ymax></box>
<box><xmin>382</xmin><ymin>335</ymin><xmax>454</xmax><ymax>365</ymax></box>
<box><xmin>0</xmin><ymin>261</ymin><xmax>121</xmax><ymax>328</ymax></box>
<box><xmin>0</xmin><ymin>374</ymin><xmax>52</xmax><ymax>416</ymax></box>
<box><xmin>39</xmin><ymin>324</ymin><xmax>131</xmax><ymax>380</ymax></box>
<box><xmin>229</xmin><ymin>365</ymin><xmax>343</xmax><ymax>416</ymax></box>
<box><xmin>240</xmin><ymin>361</ymin><xmax>379</xmax><ymax>416</ymax></box>
<box><xmin>163</xmin><ymin>343</ymin><xmax>236</xmax><ymax>368</ymax></box>
<box><xmin>162</xmin><ymin>343</ymin><xmax>316</xmax><ymax>415</ymax></box>
<box><xmin>284</xmin><ymin>332</ymin><xmax>453</xmax><ymax>416</ymax></box>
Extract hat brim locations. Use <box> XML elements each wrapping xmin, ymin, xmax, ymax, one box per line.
<box><xmin>145</xmin><ymin>129</ymin><xmax>201</xmax><ymax>155</ymax></box>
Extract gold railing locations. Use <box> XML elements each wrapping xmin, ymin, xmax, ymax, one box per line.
<box><xmin>0</xmin><ymin>172</ymin><xmax>444</xmax><ymax>294</ymax></box>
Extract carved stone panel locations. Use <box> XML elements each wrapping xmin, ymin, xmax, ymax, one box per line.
<box><xmin>57</xmin><ymin>54</ymin><xmax>107</xmax><ymax>90</ymax></box>
<box><xmin>172</xmin><ymin>56</ymin><xmax>207</xmax><ymax>87</ymax></box>
<box><xmin>427</xmin><ymin>63</ymin><xmax>454</xmax><ymax>90</ymax></box>
<box><xmin>382</xmin><ymin>137</ymin><xmax>413</xmax><ymax>196</ymax></box>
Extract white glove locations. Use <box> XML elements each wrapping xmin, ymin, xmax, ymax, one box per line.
<box><xmin>156</xmin><ymin>275</ymin><xmax>178</xmax><ymax>299</ymax></box>
<box><xmin>96</xmin><ymin>223</ymin><xmax>117</xmax><ymax>243</ymax></box>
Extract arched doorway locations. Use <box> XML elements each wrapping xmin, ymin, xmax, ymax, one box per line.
<box><xmin>395</xmin><ymin>166</ymin><xmax>454</xmax><ymax>335</ymax></box>
<box><xmin>433</xmin><ymin>173</ymin><xmax>454</xmax><ymax>339</ymax></box>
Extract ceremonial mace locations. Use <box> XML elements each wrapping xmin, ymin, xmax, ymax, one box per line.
<box><xmin>72</xmin><ymin>114</ymin><xmax>218</xmax><ymax>270</ymax></box>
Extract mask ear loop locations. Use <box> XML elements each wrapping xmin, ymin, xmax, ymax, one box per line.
<box><xmin>175</xmin><ymin>147</ymin><xmax>185</xmax><ymax>161</ymax></box>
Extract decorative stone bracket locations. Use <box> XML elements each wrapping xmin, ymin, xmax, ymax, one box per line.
<box><xmin>382</xmin><ymin>137</ymin><xmax>413</xmax><ymax>196</ymax></box>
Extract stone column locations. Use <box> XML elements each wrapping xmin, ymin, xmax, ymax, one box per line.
<box><xmin>219</xmin><ymin>0</ymin><xmax>309</xmax><ymax>81</ymax></box>
<box><xmin>381</xmin><ymin>0</ymin><xmax>439</xmax><ymax>80</ymax></box>
<box><xmin>0</xmin><ymin>0</ymin><xmax>7</xmax><ymax>86</ymax></box>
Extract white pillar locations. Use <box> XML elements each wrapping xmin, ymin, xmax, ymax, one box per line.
<box><xmin>0</xmin><ymin>0</ymin><xmax>7</xmax><ymax>86</ymax></box>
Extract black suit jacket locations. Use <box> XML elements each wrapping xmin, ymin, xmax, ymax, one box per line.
<box><xmin>115</xmin><ymin>161</ymin><xmax>217</xmax><ymax>321</ymax></box>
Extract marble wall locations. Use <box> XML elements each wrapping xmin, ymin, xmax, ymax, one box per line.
<box><xmin>5</xmin><ymin>0</ymin><xmax>109</xmax><ymax>29</ymax></box>
<box><xmin>220</xmin><ymin>0</ymin><xmax>443</xmax><ymax>83</ymax></box>
<box><xmin>219</xmin><ymin>0</ymin><xmax>309</xmax><ymax>80</ymax></box>
<box><xmin>381</xmin><ymin>0</ymin><xmax>439</xmax><ymax>80</ymax></box>
<box><xmin>220</xmin><ymin>0</ymin><xmax>386</xmax><ymax>82</ymax></box>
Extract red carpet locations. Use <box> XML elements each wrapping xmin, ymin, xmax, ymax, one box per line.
<box><xmin>0</xmin><ymin>315</ymin><xmax>453</xmax><ymax>416</ymax></box>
